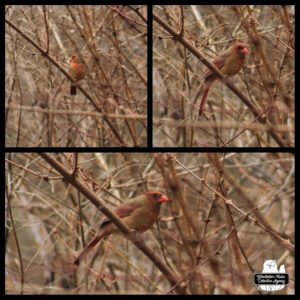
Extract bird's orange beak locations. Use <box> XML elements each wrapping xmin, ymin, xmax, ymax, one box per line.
<box><xmin>158</xmin><ymin>194</ymin><xmax>171</xmax><ymax>203</ymax></box>
<box><xmin>241</xmin><ymin>47</ymin><xmax>249</xmax><ymax>54</ymax></box>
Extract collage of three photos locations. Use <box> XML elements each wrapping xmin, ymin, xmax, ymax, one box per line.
<box><xmin>5</xmin><ymin>5</ymin><xmax>294</xmax><ymax>295</ymax></box>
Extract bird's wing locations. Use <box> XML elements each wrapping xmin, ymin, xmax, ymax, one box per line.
<box><xmin>203</xmin><ymin>53</ymin><xmax>228</xmax><ymax>81</ymax></box>
<box><xmin>212</xmin><ymin>54</ymin><xmax>227</xmax><ymax>70</ymax></box>
<box><xmin>115</xmin><ymin>201</ymin><xmax>142</xmax><ymax>218</ymax></box>
<box><xmin>98</xmin><ymin>200</ymin><xmax>142</xmax><ymax>228</ymax></box>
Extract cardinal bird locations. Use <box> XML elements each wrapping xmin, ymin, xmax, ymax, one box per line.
<box><xmin>69</xmin><ymin>55</ymin><xmax>87</xmax><ymax>95</ymax></box>
<box><xmin>74</xmin><ymin>191</ymin><xmax>170</xmax><ymax>266</ymax></box>
<box><xmin>199</xmin><ymin>43</ymin><xmax>249</xmax><ymax>116</ymax></box>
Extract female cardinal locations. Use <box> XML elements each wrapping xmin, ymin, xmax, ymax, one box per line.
<box><xmin>199</xmin><ymin>43</ymin><xmax>249</xmax><ymax>115</ymax></box>
<box><xmin>69</xmin><ymin>55</ymin><xmax>87</xmax><ymax>95</ymax></box>
<box><xmin>74</xmin><ymin>191</ymin><xmax>170</xmax><ymax>265</ymax></box>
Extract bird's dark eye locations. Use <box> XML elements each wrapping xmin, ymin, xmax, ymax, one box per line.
<box><xmin>153</xmin><ymin>193</ymin><xmax>161</xmax><ymax>199</ymax></box>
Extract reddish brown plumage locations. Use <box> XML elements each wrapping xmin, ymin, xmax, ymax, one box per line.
<box><xmin>69</xmin><ymin>55</ymin><xmax>87</xmax><ymax>95</ymax></box>
<box><xmin>74</xmin><ymin>191</ymin><xmax>170</xmax><ymax>266</ymax></box>
<box><xmin>199</xmin><ymin>43</ymin><xmax>249</xmax><ymax>115</ymax></box>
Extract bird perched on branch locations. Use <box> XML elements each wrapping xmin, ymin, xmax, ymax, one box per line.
<box><xmin>69</xmin><ymin>55</ymin><xmax>87</xmax><ymax>95</ymax></box>
<box><xmin>199</xmin><ymin>43</ymin><xmax>249</xmax><ymax>115</ymax></box>
<box><xmin>74</xmin><ymin>191</ymin><xmax>170</xmax><ymax>266</ymax></box>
